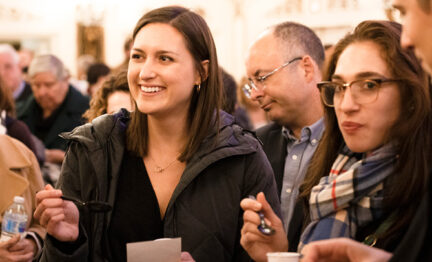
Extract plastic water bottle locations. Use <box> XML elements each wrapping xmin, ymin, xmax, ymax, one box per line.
<box><xmin>0</xmin><ymin>196</ymin><xmax>28</xmax><ymax>242</ymax></box>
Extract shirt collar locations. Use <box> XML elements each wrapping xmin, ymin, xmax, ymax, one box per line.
<box><xmin>282</xmin><ymin>117</ymin><xmax>324</xmax><ymax>145</ymax></box>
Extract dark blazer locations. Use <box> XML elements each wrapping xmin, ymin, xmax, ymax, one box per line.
<box><xmin>18</xmin><ymin>85</ymin><xmax>89</xmax><ymax>150</ymax></box>
<box><xmin>15</xmin><ymin>82</ymin><xmax>33</xmax><ymax>116</ymax></box>
<box><xmin>256</xmin><ymin>123</ymin><xmax>286</xmax><ymax>195</ymax></box>
<box><xmin>256</xmin><ymin>122</ymin><xmax>305</xmax><ymax>251</ymax></box>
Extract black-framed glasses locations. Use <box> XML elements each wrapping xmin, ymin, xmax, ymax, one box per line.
<box><xmin>242</xmin><ymin>57</ymin><xmax>302</xmax><ymax>98</ymax></box>
<box><xmin>317</xmin><ymin>78</ymin><xmax>401</xmax><ymax>107</ymax></box>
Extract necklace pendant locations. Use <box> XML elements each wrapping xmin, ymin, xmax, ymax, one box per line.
<box><xmin>155</xmin><ymin>166</ymin><xmax>164</xmax><ymax>173</ymax></box>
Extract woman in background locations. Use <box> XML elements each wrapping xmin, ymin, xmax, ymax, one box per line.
<box><xmin>83</xmin><ymin>70</ymin><xmax>133</xmax><ymax>122</ymax></box>
<box><xmin>0</xmin><ymin>82</ymin><xmax>39</xmax><ymax>159</ymax></box>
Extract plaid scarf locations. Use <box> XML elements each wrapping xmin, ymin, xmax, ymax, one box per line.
<box><xmin>298</xmin><ymin>143</ymin><xmax>397</xmax><ymax>250</ymax></box>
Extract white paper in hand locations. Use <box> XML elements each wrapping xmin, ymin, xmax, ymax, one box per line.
<box><xmin>127</xmin><ymin>238</ymin><xmax>181</xmax><ymax>262</ymax></box>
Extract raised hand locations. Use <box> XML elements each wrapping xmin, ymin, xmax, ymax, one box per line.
<box><xmin>34</xmin><ymin>184</ymin><xmax>79</xmax><ymax>242</ymax></box>
<box><xmin>240</xmin><ymin>192</ymin><xmax>288</xmax><ymax>262</ymax></box>
<box><xmin>301</xmin><ymin>238</ymin><xmax>392</xmax><ymax>262</ymax></box>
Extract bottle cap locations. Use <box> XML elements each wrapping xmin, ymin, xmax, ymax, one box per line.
<box><xmin>13</xmin><ymin>196</ymin><xmax>25</xmax><ymax>204</ymax></box>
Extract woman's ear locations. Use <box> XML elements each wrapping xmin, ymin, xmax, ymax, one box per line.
<box><xmin>196</xmin><ymin>60</ymin><xmax>209</xmax><ymax>84</ymax></box>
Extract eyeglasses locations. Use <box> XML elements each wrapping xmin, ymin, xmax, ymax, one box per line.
<box><xmin>242</xmin><ymin>57</ymin><xmax>302</xmax><ymax>99</ymax></box>
<box><xmin>317</xmin><ymin>78</ymin><xmax>401</xmax><ymax>107</ymax></box>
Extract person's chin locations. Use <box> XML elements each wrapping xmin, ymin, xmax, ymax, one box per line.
<box><xmin>422</xmin><ymin>61</ymin><xmax>432</xmax><ymax>75</ymax></box>
<box><xmin>415</xmin><ymin>51</ymin><xmax>432</xmax><ymax>74</ymax></box>
<box><xmin>270</xmin><ymin>115</ymin><xmax>286</xmax><ymax>127</ymax></box>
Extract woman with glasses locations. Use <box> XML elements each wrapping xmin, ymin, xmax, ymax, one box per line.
<box><xmin>240</xmin><ymin>20</ymin><xmax>431</xmax><ymax>262</ymax></box>
<box><xmin>34</xmin><ymin>6</ymin><xmax>280</xmax><ymax>262</ymax></box>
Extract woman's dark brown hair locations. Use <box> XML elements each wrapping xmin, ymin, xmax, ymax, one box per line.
<box><xmin>83</xmin><ymin>70</ymin><xmax>130</xmax><ymax>122</ymax></box>
<box><xmin>126</xmin><ymin>6</ymin><xmax>222</xmax><ymax>162</ymax></box>
<box><xmin>417</xmin><ymin>0</ymin><xmax>431</xmax><ymax>13</ymax></box>
<box><xmin>301</xmin><ymin>20</ymin><xmax>432</xmax><ymax>244</ymax></box>
<box><xmin>0</xmin><ymin>82</ymin><xmax>15</xmax><ymax>116</ymax></box>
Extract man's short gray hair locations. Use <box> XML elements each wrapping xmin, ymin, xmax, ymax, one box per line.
<box><xmin>272</xmin><ymin>22</ymin><xmax>325</xmax><ymax>69</ymax></box>
<box><xmin>28</xmin><ymin>54</ymin><xmax>68</xmax><ymax>81</ymax></box>
<box><xmin>0</xmin><ymin>44</ymin><xmax>19</xmax><ymax>65</ymax></box>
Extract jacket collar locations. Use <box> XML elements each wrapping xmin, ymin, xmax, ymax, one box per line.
<box><xmin>61</xmin><ymin>109</ymin><xmax>259</xmax><ymax>226</ymax></box>
<box><xmin>0</xmin><ymin>135</ymin><xmax>30</xmax><ymax>214</ymax></box>
<box><xmin>0</xmin><ymin>135</ymin><xmax>32</xmax><ymax>170</ymax></box>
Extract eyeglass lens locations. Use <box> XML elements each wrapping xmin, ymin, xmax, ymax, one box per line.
<box><xmin>321</xmin><ymin>80</ymin><xmax>380</xmax><ymax>106</ymax></box>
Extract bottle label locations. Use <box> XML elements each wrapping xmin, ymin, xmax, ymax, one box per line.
<box><xmin>2</xmin><ymin>218</ymin><xmax>26</xmax><ymax>234</ymax></box>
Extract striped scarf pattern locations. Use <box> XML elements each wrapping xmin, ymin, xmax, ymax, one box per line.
<box><xmin>298</xmin><ymin>143</ymin><xmax>397</xmax><ymax>250</ymax></box>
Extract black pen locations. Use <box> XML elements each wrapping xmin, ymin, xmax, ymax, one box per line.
<box><xmin>60</xmin><ymin>195</ymin><xmax>112</xmax><ymax>212</ymax></box>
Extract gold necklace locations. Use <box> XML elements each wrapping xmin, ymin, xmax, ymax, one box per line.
<box><xmin>148</xmin><ymin>155</ymin><xmax>179</xmax><ymax>173</ymax></box>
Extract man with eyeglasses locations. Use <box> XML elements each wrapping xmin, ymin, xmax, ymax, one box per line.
<box><xmin>243</xmin><ymin>21</ymin><xmax>325</xmax><ymax>250</ymax></box>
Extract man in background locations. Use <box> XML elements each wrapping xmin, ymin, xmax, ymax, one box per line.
<box><xmin>243</xmin><ymin>21</ymin><xmax>324</xmax><ymax>251</ymax></box>
<box><xmin>0</xmin><ymin>44</ymin><xmax>33</xmax><ymax>114</ymax></box>
<box><xmin>18</xmin><ymin>54</ymin><xmax>89</xmax><ymax>183</ymax></box>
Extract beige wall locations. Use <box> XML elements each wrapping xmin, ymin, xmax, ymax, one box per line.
<box><xmin>0</xmin><ymin>0</ymin><xmax>387</xmax><ymax>80</ymax></box>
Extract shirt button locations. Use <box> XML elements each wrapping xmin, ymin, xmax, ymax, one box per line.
<box><xmin>292</xmin><ymin>155</ymin><xmax>298</xmax><ymax>160</ymax></box>
<box><xmin>311</xmin><ymin>139</ymin><xmax>317</xmax><ymax>145</ymax></box>
<box><xmin>286</xmin><ymin>188</ymin><xmax>292</xmax><ymax>194</ymax></box>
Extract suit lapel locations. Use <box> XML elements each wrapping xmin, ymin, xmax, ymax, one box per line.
<box><xmin>263</xmin><ymin>125</ymin><xmax>287</xmax><ymax>197</ymax></box>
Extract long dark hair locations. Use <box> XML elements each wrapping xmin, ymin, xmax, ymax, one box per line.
<box><xmin>301</xmin><ymin>20</ymin><xmax>432</xmax><ymax>243</ymax></box>
<box><xmin>0</xmin><ymin>82</ymin><xmax>15</xmax><ymax>117</ymax></box>
<box><xmin>417</xmin><ymin>0</ymin><xmax>431</xmax><ymax>13</ymax></box>
<box><xmin>126</xmin><ymin>6</ymin><xmax>222</xmax><ymax>162</ymax></box>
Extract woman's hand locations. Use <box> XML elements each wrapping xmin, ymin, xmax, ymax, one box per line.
<box><xmin>34</xmin><ymin>184</ymin><xmax>79</xmax><ymax>242</ymax></box>
<box><xmin>240</xmin><ymin>192</ymin><xmax>288</xmax><ymax>262</ymax></box>
<box><xmin>44</xmin><ymin>149</ymin><xmax>65</xmax><ymax>164</ymax></box>
<box><xmin>301</xmin><ymin>238</ymin><xmax>392</xmax><ymax>262</ymax></box>
<box><xmin>180</xmin><ymin>252</ymin><xmax>195</xmax><ymax>262</ymax></box>
<box><xmin>0</xmin><ymin>235</ymin><xmax>33</xmax><ymax>262</ymax></box>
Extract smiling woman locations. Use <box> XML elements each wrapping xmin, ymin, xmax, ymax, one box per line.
<box><xmin>34</xmin><ymin>5</ymin><xmax>281</xmax><ymax>262</ymax></box>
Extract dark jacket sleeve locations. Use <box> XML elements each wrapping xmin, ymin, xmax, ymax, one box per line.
<box><xmin>40</xmin><ymin>142</ymin><xmax>91</xmax><ymax>262</ymax></box>
<box><xmin>233</xmin><ymin>136</ymin><xmax>282</xmax><ymax>262</ymax></box>
<box><xmin>242</xmin><ymin>140</ymin><xmax>282</xmax><ymax>218</ymax></box>
<box><xmin>389</xmin><ymin>188</ymin><xmax>431</xmax><ymax>261</ymax></box>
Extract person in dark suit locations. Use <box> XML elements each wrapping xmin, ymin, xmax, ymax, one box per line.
<box><xmin>18</xmin><ymin>54</ymin><xmax>89</xmax><ymax>165</ymax></box>
<box><xmin>242</xmin><ymin>21</ymin><xmax>325</xmax><ymax>251</ymax></box>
